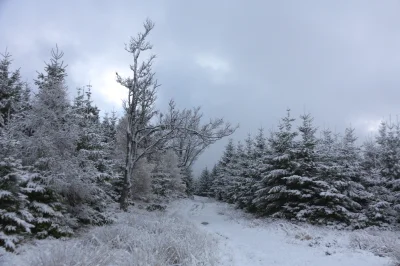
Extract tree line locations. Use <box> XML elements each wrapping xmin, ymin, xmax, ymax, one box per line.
<box><xmin>0</xmin><ymin>20</ymin><xmax>235</xmax><ymax>251</ymax></box>
<box><xmin>196</xmin><ymin>110</ymin><xmax>400</xmax><ymax>229</ymax></box>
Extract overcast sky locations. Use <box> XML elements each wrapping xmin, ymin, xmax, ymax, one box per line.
<box><xmin>2</xmin><ymin>0</ymin><xmax>400</xmax><ymax>174</ymax></box>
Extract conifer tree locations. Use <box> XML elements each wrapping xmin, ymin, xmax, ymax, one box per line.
<box><xmin>303</xmin><ymin>128</ymin><xmax>341</xmax><ymax>224</ymax></box>
<box><xmin>18</xmin><ymin>47</ymin><xmax>77</xmax><ymax>235</ymax></box>
<box><xmin>235</xmin><ymin>136</ymin><xmax>254</xmax><ymax>209</ymax></box>
<box><xmin>0</xmin><ymin>50</ymin><xmax>29</xmax><ymax>127</ymax></box>
<box><xmin>309</xmin><ymin>128</ymin><xmax>370</xmax><ymax>226</ymax></box>
<box><xmin>0</xmin><ymin>156</ymin><xmax>34</xmax><ymax>251</ymax></box>
<box><xmin>211</xmin><ymin>139</ymin><xmax>235</xmax><ymax>201</ymax></box>
<box><xmin>252</xmin><ymin>129</ymin><xmax>269</xmax><ymax>185</ymax></box>
<box><xmin>152</xmin><ymin>150</ymin><xmax>185</xmax><ymax>198</ymax></box>
<box><xmin>288</xmin><ymin>113</ymin><xmax>324</xmax><ymax>221</ymax></box>
<box><xmin>225</xmin><ymin>141</ymin><xmax>245</xmax><ymax>203</ymax></box>
<box><xmin>181</xmin><ymin>167</ymin><xmax>195</xmax><ymax>196</ymax></box>
<box><xmin>362</xmin><ymin>139</ymin><xmax>393</xmax><ymax>226</ymax></box>
<box><xmin>235</xmin><ymin>134</ymin><xmax>262</xmax><ymax>211</ymax></box>
<box><xmin>69</xmin><ymin>85</ymin><xmax>114</xmax><ymax>225</ymax></box>
<box><xmin>376</xmin><ymin>121</ymin><xmax>400</xmax><ymax>222</ymax></box>
<box><xmin>197</xmin><ymin>167</ymin><xmax>211</xmax><ymax>197</ymax></box>
<box><xmin>253</xmin><ymin>110</ymin><xmax>298</xmax><ymax>217</ymax></box>
<box><xmin>208</xmin><ymin>164</ymin><xmax>218</xmax><ymax>198</ymax></box>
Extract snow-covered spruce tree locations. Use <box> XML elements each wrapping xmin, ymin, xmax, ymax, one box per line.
<box><xmin>0</xmin><ymin>61</ymin><xmax>35</xmax><ymax>250</ymax></box>
<box><xmin>361</xmin><ymin>138</ymin><xmax>393</xmax><ymax>226</ymax></box>
<box><xmin>19</xmin><ymin>46</ymin><xmax>75</xmax><ymax>166</ymax></box>
<box><xmin>1</xmin><ymin>122</ymin><xmax>69</xmax><ymax>249</ymax></box>
<box><xmin>376</xmin><ymin>121</ymin><xmax>400</xmax><ymax>181</ymax></box>
<box><xmin>196</xmin><ymin>167</ymin><xmax>211</xmax><ymax>197</ymax></box>
<box><xmin>102</xmin><ymin>111</ymin><xmax>118</xmax><ymax>145</ymax></box>
<box><xmin>309</xmin><ymin>128</ymin><xmax>370</xmax><ymax>227</ymax></box>
<box><xmin>211</xmin><ymin>139</ymin><xmax>236</xmax><ymax>202</ymax></box>
<box><xmin>225</xmin><ymin>141</ymin><xmax>244</xmax><ymax>203</ymax></box>
<box><xmin>226</xmin><ymin>140</ymin><xmax>256</xmax><ymax>205</ymax></box>
<box><xmin>0</xmin><ymin>130</ymin><xmax>34</xmax><ymax>251</ymax></box>
<box><xmin>253</xmin><ymin>109</ymin><xmax>299</xmax><ymax>218</ymax></box>
<box><xmin>207</xmin><ymin>164</ymin><xmax>218</xmax><ymax>198</ymax></box>
<box><xmin>181</xmin><ymin>166</ymin><xmax>195</xmax><ymax>196</ymax></box>
<box><xmin>101</xmin><ymin>111</ymin><xmax>118</xmax><ymax>163</ymax></box>
<box><xmin>0</xmin><ymin>50</ymin><xmax>30</xmax><ymax>127</ymax></box>
<box><xmin>244</xmin><ymin>130</ymin><xmax>273</xmax><ymax>212</ymax></box>
<box><xmin>375</xmin><ymin>120</ymin><xmax>400</xmax><ymax>223</ymax></box>
<box><xmin>234</xmin><ymin>134</ymin><xmax>256</xmax><ymax>211</ymax></box>
<box><xmin>19</xmin><ymin>169</ymin><xmax>72</xmax><ymax>239</ymax></box>
<box><xmin>29</xmin><ymin>48</ymin><xmax>79</xmax><ymax>232</ymax></box>
<box><xmin>13</xmin><ymin>47</ymin><xmax>76</xmax><ymax>237</ymax></box>
<box><xmin>68</xmin><ymin>85</ymin><xmax>114</xmax><ymax>226</ymax></box>
<box><xmin>254</xmin><ymin>113</ymin><xmax>325</xmax><ymax>221</ymax></box>
<box><xmin>303</xmin><ymin>128</ymin><xmax>341</xmax><ymax>225</ymax></box>
<box><xmin>100</xmin><ymin>111</ymin><xmax>120</xmax><ymax>200</ymax></box>
<box><xmin>337</xmin><ymin>127</ymin><xmax>371</xmax><ymax>227</ymax></box>
<box><xmin>252</xmin><ymin>128</ymin><xmax>270</xmax><ymax>183</ymax></box>
<box><xmin>284</xmin><ymin>113</ymin><xmax>327</xmax><ymax>222</ymax></box>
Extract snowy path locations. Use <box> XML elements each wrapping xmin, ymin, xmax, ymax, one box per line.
<box><xmin>172</xmin><ymin>196</ymin><xmax>391</xmax><ymax>266</ymax></box>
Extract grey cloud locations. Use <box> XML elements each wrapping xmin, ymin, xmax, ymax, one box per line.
<box><xmin>2</xmin><ymin>0</ymin><xmax>400</xmax><ymax>174</ymax></box>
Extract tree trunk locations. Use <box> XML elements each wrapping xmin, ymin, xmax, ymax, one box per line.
<box><xmin>120</xmin><ymin>126</ymin><xmax>133</xmax><ymax>211</ymax></box>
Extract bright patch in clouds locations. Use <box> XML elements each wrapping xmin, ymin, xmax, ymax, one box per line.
<box><xmin>195</xmin><ymin>54</ymin><xmax>230</xmax><ymax>73</ymax></box>
<box><xmin>97</xmin><ymin>70</ymin><xmax>127</xmax><ymax>106</ymax></box>
<box><xmin>69</xmin><ymin>59</ymin><xmax>129</xmax><ymax>107</ymax></box>
<box><xmin>194</xmin><ymin>54</ymin><xmax>231</xmax><ymax>85</ymax></box>
<box><xmin>354</xmin><ymin>118</ymin><xmax>382</xmax><ymax>133</ymax></box>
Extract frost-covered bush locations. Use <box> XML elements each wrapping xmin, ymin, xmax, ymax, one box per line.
<box><xmin>350</xmin><ymin>229</ymin><xmax>400</xmax><ymax>264</ymax></box>
<box><xmin>145</xmin><ymin>204</ymin><xmax>167</xmax><ymax>212</ymax></box>
<box><xmin>2</xmin><ymin>208</ymin><xmax>219</xmax><ymax>266</ymax></box>
<box><xmin>86</xmin><ymin>210</ymin><xmax>219</xmax><ymax>265</ymax></box>
<box><xmin>152</xmin><ymin>150</ymin><xmax>186</xmax><ymax>199</ymax></box>
<box><xmin>130</xmin><ymin>157</ymin><xmax>153</xmax><ymax>200</ymax></box>
<box><xmin>11</xmin><ymin>240</ymin><xmax>120</xmax><ymax>266</ymax></box>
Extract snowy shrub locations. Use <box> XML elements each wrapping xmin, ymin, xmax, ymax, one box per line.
<box><xmin>88</xmin><ymin>210</ymin><xmax>219</xmax><ymax>265</ymax></box>
<box><xmin>145</xmin><ymin>204</ymin><xmax>167</xmax><ymax>212</ymax></box>
<box><xmin>3</xmin><ymin>208</ymin><xmax>219</xmax><ymax>266</ymax></box>
<box><xmin>62</xmin><ymin>180</ymin><xmax>92</xmax><ymax>207</ymax></box>
<box><xmin>130</xmin><ymin>157</ymin><xmax>153</xmax><ymax>199</ymax></box>
<box><xmin>350</xmin><ymin>230</ymin><xmax>400</xmax><ymax>264</ymax></box>
<box><xmin>152</xmin><ymin>150</ymin><xmax>186</xmax><ymax>199</ymax></box>
<box><xmin>19</xmin><ymin>240</ymin><xmax>121</xmax><ymax>266</ymax></box>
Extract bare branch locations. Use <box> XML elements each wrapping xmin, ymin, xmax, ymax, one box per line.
<box><xmin>117</xmin><ymin>18</ymin><xmax>236</xmax><ymax>211</ymax></box>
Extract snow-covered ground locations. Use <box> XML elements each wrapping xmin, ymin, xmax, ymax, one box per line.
<box><xmin>0</xmin><ymin>203</ymin><xmax>219</xmax><ymax>266</ymax></box>
<box><xmin>171</xmin><ymin>196</ymin><xmax>393</xmax><ymax>266</ymax></box>
<box><xmin>1</xmin><ymin>197</ymin><xmax>396</xmax><ymax>266</ymax></box>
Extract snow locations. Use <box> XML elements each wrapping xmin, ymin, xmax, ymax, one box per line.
<box><xmin>31</xmin><ymin>201</ymin><xmax>58</xmax><ymax>216</ymax></box>
<box><xmin>0</xmin><ymin>190</ymin><xmax>12</xmax><ymax>199</ymax></box>
<box><xmin>0</xmin><ymin>203</ymin><xmax>219</xmax><ymax>266</ymax></box>
<box><xmin>2</xmin><ymin>212</ymin><xmax>34</xmax><ymax>233</ymax></box>
<box><xmin>171</xmin><ymin>196</ymin><xmax>392</xmax><ymax>266</ymax></box>
<box><xmin>1</xmin><ymin>197</ymin><xmax>394</xmax><ymax>266</ymax></box>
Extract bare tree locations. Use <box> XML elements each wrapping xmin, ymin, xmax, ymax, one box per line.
<box><xmin>172</xmin><ymin>107</ymin><xmax>237</xmax><ymax>170</ymax></box>
<box><xmin>117</xmin><ymin>19</ymin><xmax>236</xmax><ymax>211</ymax></box>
